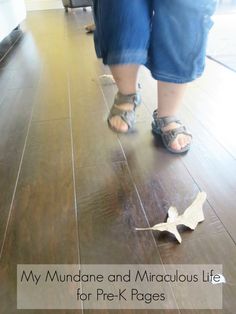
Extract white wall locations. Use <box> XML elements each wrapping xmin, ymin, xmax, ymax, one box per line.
<box><xmin>25</xmin><ymin>0</ymin><xmax>63</xmax><ymax>11</ymax></box>
<box><xmin>0</xmin><ymin>0</ymin><xmax>26</xmax><ymax>41</ymax></box>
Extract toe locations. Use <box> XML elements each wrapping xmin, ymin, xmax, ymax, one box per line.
<box><xmin>170</xmin><ymin>138</ymin><xmax>182</xmax><ymax>151</ymax></box>
<box><xmin>160</xmin><ymin>121</ymin><xmax>192</xmax><ymax>152</ymax></box>
<box><xmin>109</xmin><ymin>116</ymin><xmax>128</xmax><ymax>132</ymax></box>
<box><xmin>179</xmin><ymin>135</ymin><xmax>188</xmax><ymax>149</ymax></box>
<box><xmin>175</xmin><ymin>134</ymin><xmax>191</xmax><ymax>151</ymax></box>
<box><xmin>119</xmin><ymin>121</ymin><xmax>129</xmax><ymax>132</ymax></box>
<box><xmin>183</xmin><ymin>135</ymin><xmax>192</xmax><ymax>147</ymax></box>
<box><xmin>170</xmin><ymin>134</ymin><xmax>191</xmax><ymax>151</ymax></box>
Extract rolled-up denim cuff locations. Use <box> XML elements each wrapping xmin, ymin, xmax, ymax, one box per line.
<box><xmin>150</xmin><ymin>70</ymin><xmax>204</xmax><ymax>84</ymax></box>
<box><xmin>105</xmin><ymin>49</ymin><xmax>148</xmax><ymax>65</ymax></box>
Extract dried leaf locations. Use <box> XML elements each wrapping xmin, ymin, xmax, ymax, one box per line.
<box><xmin>135</xmin><ymin>192</ymin><xmax>207</xmax><ymax>243</ymax></box>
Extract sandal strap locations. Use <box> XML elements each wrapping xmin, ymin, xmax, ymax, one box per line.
<box><xmin>152</xmin><ymin>109</ymin><xmax>192</xmax><ymax>152</ymax></box>
<box><xmin>152</xmin><ymin>110</ymin><xmax>181</xmax><ymax>130</ymax></box>
<box><xmin>108</xmin><ymin>106</ymin><xmax>135</xmax><ymax>129</ymax></box>
<box><xmin>162</xmin><ymin>126</ymin><xmax>192</xmax><ymax>147</ymax></box>
<box><xmin>108</xmin><ymin>92</ymin><xmax>141</xmax><ymax>129</ymax></box>
<box><xmin>115</xmin><ymin>92</ymin><xmax>141</xmax><ymax>108</ymax></box>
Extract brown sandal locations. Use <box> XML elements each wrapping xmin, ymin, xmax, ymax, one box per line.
<box><xmin>107</xmin><ymin>92</ymin><xmax>141</xmax><ymax>133</ymax></box>
<box><xmin>152</xmin><ymin>109</ymin><xmax>192</xmax><ymax>154</ymax></box>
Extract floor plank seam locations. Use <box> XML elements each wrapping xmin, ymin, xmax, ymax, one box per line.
<box><xmin>68</xmin><ymin>77</ymin><xmax>84</xmax><ymax>313</ymax></box>
<box><xmin>207</xmin><ymin>55</ymin><xmax>236</xmax><ymax>74</ymax></box>
<box><xmin>66</xmin><ymin>29</ymin><xmax>84</xmax><ymax>312</ymax></box>
<box><xmin>32</xmin><ymin>117</ymin><xmax>70</xmax><ymax>124</ymax></box>
<box><xmin>74</xmin><ymin>160</ymin><xmax>129</xmax><ymax>170</ymax></box>
<box><xmin>67</xmin><ymin>73</ymin><xmax>81</xmax><ymax>261</ymax></box>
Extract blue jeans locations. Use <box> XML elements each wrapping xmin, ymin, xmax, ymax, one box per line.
<box><xmin>93</xmin><ymin>0</ymin><xmax>218</xmax><ymax>83</ymax></box>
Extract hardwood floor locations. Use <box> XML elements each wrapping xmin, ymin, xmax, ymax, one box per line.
<box><xmin>0</xmin><ymin>8</ymin><xmax>235</xmax><ymax>314</ymax></box>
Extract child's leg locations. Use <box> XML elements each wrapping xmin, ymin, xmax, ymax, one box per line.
<box><xmin>93</xmin><ymin>0</ymin><xmax>152</xmax><ymax>132</ymax></box>
<box><xmin>109</xmin><ymin>65</ymin><xmax>140</xmax><ymax>132</ymax></box>
<box><xmin>157</xmin><ymin>82</ymin><xmax>191</xmax><ymax>151</ymax></box>
<box><xmin>148</xmin><ymin>0</ymin><xmax>218</xmax><ymax>152</ymax></box>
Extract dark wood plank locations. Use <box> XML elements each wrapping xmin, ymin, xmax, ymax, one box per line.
<box><xmin>0</xmin><ymin>32</ymin><xmax>42</xmax><ymax>81</ymax></box>
<box><xmin>0</xmin><ymin>88</ymin><xmax>36</xmax><ymax>251</ymax></box>
<box><xmin>1</xmin><ymin>66</ymin><xmax>41</xmax><ymax>90</ymax></box>
<box><xmin>32</xmin><ymin>61</ymin><xmax>69</xmax><ymax>121</ymax></box>
<box><xmin>0</xmin><ymin>119</ymin><xmax>80</xmax><ymax>313</ymax></box>
<box><xmin>0</xmin><ymin>35</ymin><xmax>41</xmax><ymax>100</ymax></box>
<box><xmin>21</xmin><ymin>12</ymin><xmax>70</xmax><ymax>121</ymax></box>
<box><xmin>0</xmin><ymin>67</ymin><xmax>14</xmax><ymax>104</ymax></box>
<box><xmin>25</xmin><ymin>10</ymin><xmax>67</xmax><ymax>40</ymax></box>
<box><xmin>0</xmin><ymin>119</ymin><xmax>79</xmax><ymax>263</ymax></box>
